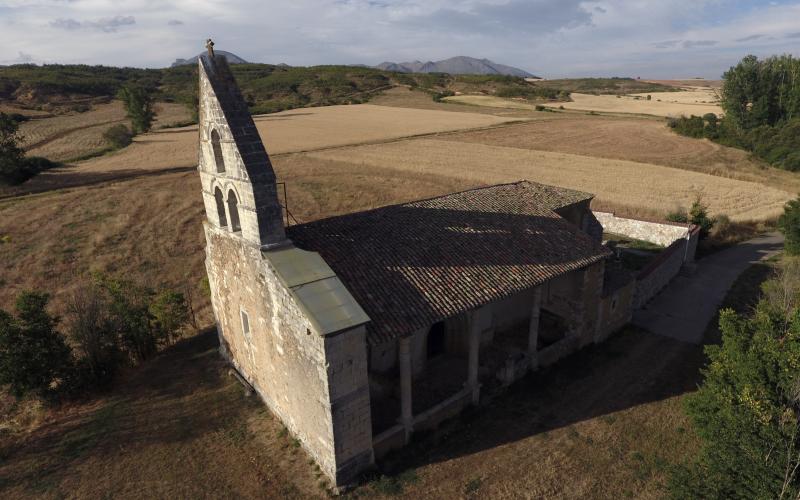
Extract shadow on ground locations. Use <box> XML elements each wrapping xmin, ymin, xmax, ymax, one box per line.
<box><xmin>376</xmin><ymin>326</ymin><xmax>706</xmax><ymax>474</ymax></box>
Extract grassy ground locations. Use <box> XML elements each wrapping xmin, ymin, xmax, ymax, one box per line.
<box><xmin>1</xmin><ymin>257</ymin><xmax>774</xmax><ymax>498</ymax></box>
<box><xmin>0</xmin><ymin>325</ymin><xmax>706</xmax><ymax>499</ymax></box>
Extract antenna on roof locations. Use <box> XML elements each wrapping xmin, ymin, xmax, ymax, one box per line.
<box><xmin>206</xmin><ymin>38</ymin><xmax>215</xmax><ymax>59</ymax></box>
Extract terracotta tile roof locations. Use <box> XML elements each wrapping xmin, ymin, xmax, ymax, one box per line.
<box><xmin>288</xmin><ymin>181</ymin><xmax>611</xmax><ymax>345</ymax></box>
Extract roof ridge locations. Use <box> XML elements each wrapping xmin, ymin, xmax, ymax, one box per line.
<box><xmin>290</xmin><ymin>180</ymin><xmax>591</xmax><ymax>230</ymax></box>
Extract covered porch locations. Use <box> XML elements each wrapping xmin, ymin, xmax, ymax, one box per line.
<box><xmin>369</xmin><ymin>282</ymin><xmax>582</xmax><ymax>458</ymax></box>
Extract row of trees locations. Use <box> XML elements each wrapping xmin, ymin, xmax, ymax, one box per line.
<box><xmin>670</xmin><ymin>196</ymin><xmax>800</xmax><ymax>497</ymax></box>
<box><xmin>670</xmin><ymin>54</ymin><xmax>800</xmax><ymax>171</ymax></box>
<box><xmin>0</xmin><ymin>275</ymin><xmax>190</xmax><ymax>399</ymax></box>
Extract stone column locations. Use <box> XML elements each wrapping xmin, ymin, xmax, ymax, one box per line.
<box><xmin>467</xmin><ymin>310</ymin><xmax>481</xmax><ymax>405</ymax></box>
<box><xmin>398</xmin><ymin>336</ymin><xmax>413</xmax><ymax>443</ymax></box>
<box><xmin>528</xmin><ymin>287</ymin><xmax>542</xmax><ymax>371</ymax></box>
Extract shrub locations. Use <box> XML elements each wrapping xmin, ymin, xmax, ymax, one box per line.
<box><xmin>102</xmin><ymin>124</ymin><xmax>133</xmax><ymax>149</ymax></box>
<box><xmin>432</xmin><ymin>90</ymin><xmax>455</xmax><ymax>102</ymax></box>
<box><xmin>149</xmin><ymin>290</ymin><xmax>190</xmax><ymax>346</ymax></box>
<box><xmin>65</xmin><ymin>284</ymin><xmax>121</xmax><ymax>390</ymax></box>
<box><xmin>689</xmin><ymin>197</ymin><xmax>715</xmax><ymax>238</ymax></box>
<box><xmin>666</xmin><ymin>208</ymin><xmax>688</xmax><ymax>223</ymax></box>
<box><xmin>95</xmin><ymin>275</ymin><xmax>157</xmax><ymax>364</ymax></box>
<box><xmin>535</xmin><ymin>105</ymin><xmax>546</xmax><ymax>111</ymax></box>
<box><xmin>671</xmin><ymin>264</ymin><xmax>800</xmax><ymax>497</ymax></box>
<box><xmin>0</xmin><ymin>291</ymin><xmax>73</xmax><ymax>399</ymax></box>
<box><xmin>778</xmin><ymin>196</ymin><xmax>800</xmax><ymax>255</ymax></box>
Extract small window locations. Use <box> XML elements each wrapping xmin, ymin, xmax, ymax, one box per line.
<box><xmin>241</xmin><ymin>310</ymin><xmax>250</xmax><ymax>339</ymax></box>
<box><xmin>227</xmin><ymin>190</ymin><xmax>241</xmax><ymax>232</ymax></box>
<box><xmin>214</xmin><ymin>187</ymin><xmax>227</xmax><ymax>227</ymax></box>
<box><xmin>210</xmin><ymin>129</ymin><xmax>225</xmax><ymax>173</ymax></box>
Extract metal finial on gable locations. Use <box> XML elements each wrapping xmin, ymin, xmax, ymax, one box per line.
<box><xmin>206</xmin><ymin>38</ymin><xmax>215</xmax><ymax>58</ymax></box>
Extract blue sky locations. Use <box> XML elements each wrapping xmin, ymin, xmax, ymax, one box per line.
<box><xmin>1</xmin><ymin>0</ymin><xmax>799</xmax><ymax>78</ymax></box>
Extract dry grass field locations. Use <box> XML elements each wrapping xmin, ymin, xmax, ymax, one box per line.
<box><xmin>0</xmin><ymin>103</ymin><xmax>525</xmax><ymax>196</ymax></box>
<box><xmin>17</xmin><ymin>101</ymin><xmax>192</xmax><ymax>162</ymax></box>
<box><xmin>307</xmin><ymin>138</ymin><xmax>790</xmax><ymax>220</ymax></box>
<box><xmin>542</xmin><ymin>90</ymin><xmax>722</xmax><ymax>117</ymax></box>
<box><xmin>442</xmin><ymin>94</ymin><xmax>549</xmax><ymax>111</ymax></box>
<box><xmin>76</xmin><ymin>103</ymin><xmax>518</xmax><ymax>168</ymax></box>
<box><xmin>443</xmin><ymin>87</ymin><xmax>721</xmax><ymax>118</ymax></box>
<box><xmin>0</xmin><ymin>86</ymin><xmax>796</xmax><ymax>498</ymax></box>
<box><xmin>442</xmin><ymin>115</ymin><xmax>800</xmax><ymax>192</ymax></box>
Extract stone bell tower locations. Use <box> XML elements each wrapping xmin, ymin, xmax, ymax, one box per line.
<box><xmin>197</xmin><ymin>47</ymin><xmax>286</xmax><ymax>248</ymax></box>
<box><xmin>196</xmin><ymin>43</ymin><xmax>375</xmax><ymax>489</ymax></box>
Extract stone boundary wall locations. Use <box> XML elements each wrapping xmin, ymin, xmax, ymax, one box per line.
<box><xmin>633</xmin><ymin>226</ymin><xmax>701</xmax><ymax>308</ymax></box>
<box><xmin>594</xmin><ymin>211</ymin><xmax>691</xmax><ymax>247</ymax></box>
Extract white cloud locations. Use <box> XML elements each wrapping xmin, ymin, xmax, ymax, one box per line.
<box><xmin>0</xmin><ymin>0</ymin><xmax>798</xmax><ymax>77</ymax></box>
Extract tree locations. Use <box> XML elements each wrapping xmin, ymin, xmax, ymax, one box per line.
<box><xmin>0</xmin><ymin>291</ymin><xmax>73</xmax><ymax>399</ymax></box>
<box><xmin>95</xmin><ymin>275</ymin><xmax>156</xmax><ymax>364</ymax></box>
<box><xmin>118</xmin><ymin>86</ymin><xmax>155</xmax><ymax>134</ymax></box>
<box><xmin>779</xmin><ymin>196</ymin><xmax>800</xmax><ymax>256</ymax></box>
<box><xmin>0</xmin><ymin>112</ymin><xmax>27</xmax><ymax>185</ymax></box>
<box><xmin>689</xmin><ymin>197</ymin><xmax>715</xmax><ymax>239</ymax></box>
<box><xmin>671</xmin><ymin>265</ymin><xmax>800</xmax><ymax>498</ymax></box>
<box><xmin>149</xmin><ymin>290</ymin><xmax>189</xmax><ymax>346</ymax></box>
<box><xmin>65</xmin><ymin>284</ymin><xmax>120</xmax><ymax>389</ymax></box>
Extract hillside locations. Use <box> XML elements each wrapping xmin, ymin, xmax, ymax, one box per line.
<box><xmin>376</xmin><ymin>56</ymin><xmax>535</xmax><ymax>77</ymax></box>
<box><xmin>0</xmin><ymin>63</ymin><xmax>555</xmax><ymax>117</ymax></box>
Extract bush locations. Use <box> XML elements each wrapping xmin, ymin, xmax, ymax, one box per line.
<box><xmin>432</xmin><ymin>90</ymin><xmax>455</xmax><ymax>102</ymax></box>
<box><xmin>671</xmin><ymin>263</ymin><xmax>800</xmax><ymax>497</ymax></box>
<box><xmin>102</xmin><ymin>124</ymin><xmax>133</xmax><ymax>149</ymax></box>
<box><xmin>535</xmin><ymin>105</ymin><xmax>546</xmax><ymax>111</ymax></box>
<box><xmin>149</xmin><ymin>290</ymin><xmax>190</xmax><ymax>346</ymax></box>
<box><xmin>0</xmin><ymin>291</ymin><xmax>73</xmax><ymax>399</ymax></box>
<box><xmin>666</xmin><ymin>208</ymin><xmax>688</xmax><ymax>223</ymax></box>
<box><xmin>689</xmin><ymin>197</ymin><xmax>715</xmax><ymax>238</ymax></box>
<box><xmin>778</xmin><ymin>196</ymin><xmax>800</xmax><ymax>255</ymax></box>
<box><xmin>65</xmin><ymin>285</ymin><xmax>121</xmax><ymax>390</ymax></box>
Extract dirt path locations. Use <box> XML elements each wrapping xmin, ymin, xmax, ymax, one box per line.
<box><xmin>632</xmin><ymin>233</ymin><xmax>784</xmax><ymax>344</ymax></box>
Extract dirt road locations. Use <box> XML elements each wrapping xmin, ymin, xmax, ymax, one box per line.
<box><xmin>633</xmin><ymin>233</ymin><xmax>784</xmax><ymax>344</ymax></box>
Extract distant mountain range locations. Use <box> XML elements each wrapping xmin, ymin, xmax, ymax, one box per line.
<box><xmin>171</xmin><ymin>51</ymin><xmax>249</xmax><ymax>67</ymax></box>
<box><xmin>169</xmin><ymin>52</ymin><xmax>535</xmax><ymax>78</ymax></box>
<box><xmin>375</xmin><ymin>56</ymin><xmax>536</xmax><ymax>77</ymax></box>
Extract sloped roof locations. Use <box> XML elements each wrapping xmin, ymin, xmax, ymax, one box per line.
<box><xmin>288</xmin><ymin>181</ymin><xmax>611</xmax><ymax>345</ymax></box>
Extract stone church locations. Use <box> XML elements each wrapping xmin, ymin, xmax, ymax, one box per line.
<box><xmin>197</xmin><ymin>51</ymin><xmax>633</xmax><ymax>487</ymax></box>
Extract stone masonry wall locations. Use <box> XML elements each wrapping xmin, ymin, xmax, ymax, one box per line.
<box><xmin>204</xmin><ymin>224</ymin><xmax>339</xmax><ymax>480</ymax></box>
<box><xmin>633</xmin><ymin>226</ymin><xmax>701</xmax><ymax>309</ymax></box>
<box><xmin>324</xmin><ymin>327</ymin><xmax>374</xmax><ymax>484</ymax></box>
<box><xmin>594</xmin><ymin>211</ymin><xmax>690</xmax><ymax>247</ymax></box>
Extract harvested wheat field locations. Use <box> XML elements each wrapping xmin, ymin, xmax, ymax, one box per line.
<box><xmin>542</xmin><ymin>90</ymin><xmax>721</xmax><ymax>117</ymax></box>
<box><xmin>19</xmin><ymin>101</ymin><xmax>192</xmax><ymax>162</ymax></box>
<box><xmin>443</xmin><ymin>95</ymin><xmax>549</xmax><ymax>111</ymax></box>
<box><xmin>306</xmin><ymin>138</ymin><xmax>791</xmax><ymax>220</ymax></box>
<box><xmin>40</xmin><ymin>104</ymin><xmax>521</xmax><ymax>174</ymax></box>
<box><xmin>441</xmin><ymin>116</ymin><xmax>800</xmax><ymax>192</ymax></box>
